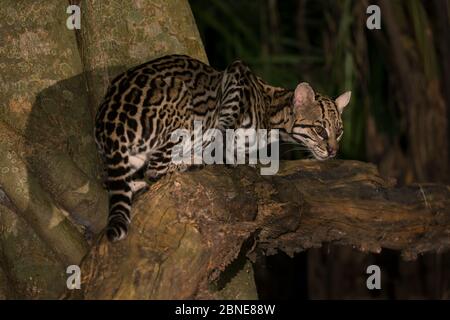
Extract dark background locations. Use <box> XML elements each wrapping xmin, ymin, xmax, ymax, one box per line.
<box><xmin>190</xmin><ymin>0</ymin><xmax>450</xmax><ymax>299</ymax></box>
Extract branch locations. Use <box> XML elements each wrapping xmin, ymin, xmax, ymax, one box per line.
<box><xmin>75</xmin><ymin>160</ymin><xmax>450</xmax><ymax>299</ymax></box>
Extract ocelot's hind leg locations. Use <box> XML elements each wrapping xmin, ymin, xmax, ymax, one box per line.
<box><xmin>129</xmin><ymin>166</ymin><xmax>150</xmax><ymax>200</ymax></box>
<box><xmin>105</xmin><ymin>152</ymin><xmax>149</xmax><ymax>242</ymax></box>
<box><xmin>105</xmin><ymin>166</ymin><xmax>134</xmax><ymax>242</ymax></box>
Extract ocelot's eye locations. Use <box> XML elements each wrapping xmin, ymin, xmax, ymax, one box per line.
<box><xmin>315</xmin><ymin>126</ymin><xmax>328</xmax><ymax>139</ymax></box>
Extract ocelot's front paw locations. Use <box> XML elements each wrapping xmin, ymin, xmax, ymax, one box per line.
<box><xmin>224</xmin><ymin>162</ymin><xmax>239</xmax><ymax>169</ymax></box>
<box><xmin>167</xmin><ymin>162</ymin><xmax>192</xmax><ymax>173</ymax></box>
<box><xmin>130</xmin><ymin>181</ymin><xmax>149</xmax><ymax>201</ymax></box>
<box><xmin>186</xmin><ymin>164</ymin><xmax>205</xmax><ymax>172</ymax></box>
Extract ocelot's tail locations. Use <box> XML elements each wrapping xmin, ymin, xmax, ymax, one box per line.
<box><xmin>105</xmin><ymin>177</ymin><xmax>133</xmax><ymax>242</ymax></box>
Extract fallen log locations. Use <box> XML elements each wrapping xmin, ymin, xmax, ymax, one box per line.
<box><xmin>74</xmin><ymin>160</ymin><xmax>450</xmax><ymax>299</ymax></box>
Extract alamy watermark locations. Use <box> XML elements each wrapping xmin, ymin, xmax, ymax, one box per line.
<box><xmin>366</xmin><ymin>5</ymin><xmax>381</xmax><ymax>30</ymax></box>
<box><xmin>66</xmin><ymin>5</ymin><xmax>81</xmax><ymax>30</ymax></box>
<box><xmin>66</xmin><ymin>265</ymin><xmax>81</xmax><ymax>290</ymax></box>
<box><xmin>170</xmin><ymin>121</ymin><xmax>280</xmax><ymax>175</ymax></box>
<box><xmin>366</xmin><ymin>264</ymin><xmax>381</xmax><ymax>290</ymax></box>
<box><xmin>66</xmin><ymin>4</ymin><xmax>381</xmax><ymax>33</ymax></box>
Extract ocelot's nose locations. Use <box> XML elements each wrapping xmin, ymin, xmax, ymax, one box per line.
<box><xmin>327</xmin><ymin>145</ymin><xmax>337</xmax><ymax>157</ymax></box>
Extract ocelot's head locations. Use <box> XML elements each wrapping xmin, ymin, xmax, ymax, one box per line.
<box><xmin>289</xmin><ymin>82</ymin><xmax>351</xmax><ymax>160</ymax></box>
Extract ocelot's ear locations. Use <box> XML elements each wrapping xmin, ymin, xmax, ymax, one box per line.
<box><xmin>335</xmin><ymin>91</ymin><xmax>351</xmax><ymax>113</ymax></box>
<box><xmin>293</xmin><ymin>82</ymin><xmax>315</xmax><ymax>112</ymax></box>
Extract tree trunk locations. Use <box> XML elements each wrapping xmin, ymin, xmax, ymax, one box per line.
<box><xmin>0</xmin><ymin>0</ymin><xmax>206</xmax><ymax>299</ymax></box>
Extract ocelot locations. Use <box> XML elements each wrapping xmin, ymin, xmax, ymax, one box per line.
<box><xmin>94</xmin><ymin>54</ymin><xmax>351</xmax><ymax>242</ymax></box>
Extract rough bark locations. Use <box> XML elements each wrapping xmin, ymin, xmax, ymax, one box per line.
<box><xmin>73</xmin><ymin>160</ymin><xmax>450</xmax><ymax>299</ymax></box>
<box><xmin>77</xmin><ymin>0</ymin><xmax>208</xmax><ymax>118</ymax></box>
<box><xmin>0</xmin><ymin>0</ymin><xmax>206</xmax><ymax>299</ymax></box>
